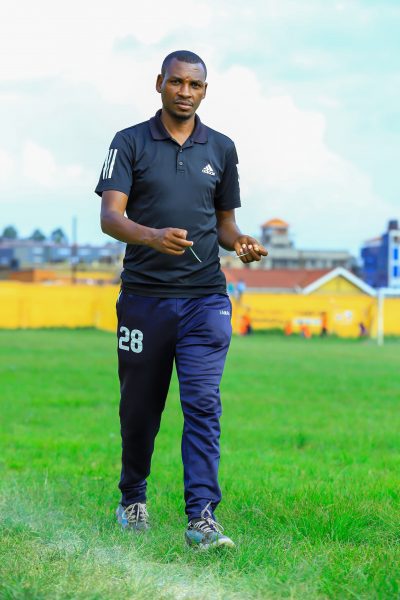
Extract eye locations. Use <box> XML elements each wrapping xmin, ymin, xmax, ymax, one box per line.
<box><xmin>192</xmin><ymin>82</ymin><xmax>201</xmax><ymax>88</ymax></box>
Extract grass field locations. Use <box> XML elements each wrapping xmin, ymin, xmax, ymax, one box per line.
<box><xmin>1</xmin><ymin>329</ymin><xmax>400</xmax><ymax>600</ymax></box>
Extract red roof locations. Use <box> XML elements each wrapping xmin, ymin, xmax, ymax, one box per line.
<box><xmin>223</xmin><ymin>268</ymin><xmax>331</xmax><ymax>290</ymax></box>
<box><xmin>363</xmin><ymin>236</ymin><xmax>382</xmax><ymax>245</ymax></box>
<box><xmin>261</xmin><ymin>218</ymin><xmax>289</xmax><ymax>229</ymax></box>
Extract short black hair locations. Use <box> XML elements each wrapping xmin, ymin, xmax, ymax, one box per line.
<box><xmin>161</xmin><ymin>50</ymin><xmax>207</xmax><ymax>79</ymax></box>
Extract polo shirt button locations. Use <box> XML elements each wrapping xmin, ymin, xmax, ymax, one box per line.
<box><xmin>179</xmin><ymin>161</ymin><xmax>183</xmax><ymax>166</ymax></box>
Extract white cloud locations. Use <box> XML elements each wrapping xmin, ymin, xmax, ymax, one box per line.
<box><xmin>202</xmin><ymin>66</ymin><xmax>358</xmax><ymax>186</ymax></box>
<box><xmin>0</xmin><ymin>0</ymin><xmax>397</xmax><ymax>251</ymax></box>
<box><xmin>22</xmin><ymin>141</ymin><xmax>91</xmax><ymax>188</ymax></box>
<box><xmin>0</xmin><ymin>0</ymin><xmax>212</xmax><ymax>84</ymax></box>
<box><xmin>0</xmin><ymin>147</ymin><xmax>15</xmax><ymax>181</ymax></box>
<box><xmin>314</xmin><ymin>96</ymin><xmax>341</xmax><ymax>109</ymax></box>
<box><xmin>200</xmin><ymin>65</ymin><xmax>391</xmax><ymax>249</ymax></box>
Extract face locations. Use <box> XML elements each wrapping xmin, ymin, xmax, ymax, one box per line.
<box><xmin>156</xmin><ymin>59</ymin><xmax>207</xmax><ymax>121</ymax></box>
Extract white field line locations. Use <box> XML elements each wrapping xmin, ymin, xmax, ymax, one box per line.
<box><xmin>1</xmin><ymin>495</ymin><xmax>243</xmax><ymax>600</ymax></box>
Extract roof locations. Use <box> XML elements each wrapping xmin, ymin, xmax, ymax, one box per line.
<box><xmin>302</xmin><ymin>267</ymin><xmax>376</xmax><ymax>296</ymax></box>
<box><xmin>223</xmin><ymin>268</ymin><xmax>330</xmax><ymax>290</ymax></box>
<box><xmin>261</xmin><ymin>218</ymin><xmax>289</xmax><ymax>229</ymax></box>
<box><xmin>363</xmin><ymin>236</ymin><xmax>382</xmax><ymax>247</ymax></box>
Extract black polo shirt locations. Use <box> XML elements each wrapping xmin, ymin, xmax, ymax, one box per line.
<box><xmin>95</xmin><ymin>109</ymin><xmax>241</xmax><ymax>297</ymax></box>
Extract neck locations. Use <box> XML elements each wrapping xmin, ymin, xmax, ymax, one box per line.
<box><xmin>160</xmin><ymin>109</ymin><xmax>196</xmax><ymax>144</ymax></box>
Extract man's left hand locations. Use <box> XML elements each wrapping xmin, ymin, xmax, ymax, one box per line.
<box><xmin>233</xmin><ymin>236</ymin><xmax>268</xmax><ymax>263</ymax></box>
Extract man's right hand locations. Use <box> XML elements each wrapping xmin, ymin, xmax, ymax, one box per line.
<box><xmin>100</xmin><ymin>191</ymin><xmax>194</xmax><ymax>256</ymax></box>
<box><xmin>148</xmin><ymin>228</ymin><xmax>193</xmax><ymax>256</ymax></box>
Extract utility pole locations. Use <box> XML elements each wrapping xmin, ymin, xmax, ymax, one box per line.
<box><xmin>71</xmin><ymin>216</ymin><xmax>78</xmax><ymax>284</ymax></box>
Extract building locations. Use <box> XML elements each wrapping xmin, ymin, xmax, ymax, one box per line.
<box><xmin>223</xmin><ymin>266</ymin><xmax>376</xmax><ymax>337</ymax></box>
<box><xmin>301</xmin><ymin>267</ymin><xmax>375</xmax><ymax>296</ymax></box>
<box><xmin>0</xmin><ymin>246</ymin><xmax>15</xmax><ymax>269</ymax></box>
<box><xmin>223</xmin><ymin>267</ymin><xmax>330</xmax><ymax>293</ymax></box>
<box><xmin>0</xmin><ymin>239</ymin><xmax>125</xmax><ymax>270</ymax></box>
<box><xmin>361</xmin><ymin>220</ymin><xmax>400</xmax><ymax>289</ymax></box>
<box><xmin>220</xmin><ymin>218</ymin><xmax>354</xmax><ymax>270</ymax></box>
<box><xmin>223</xmin><ymin>266</ymin><xmax>374</xmax><ymax>295</ymax></box>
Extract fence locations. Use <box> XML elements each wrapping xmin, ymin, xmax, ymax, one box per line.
<box><xmin>1</xmin><ymin>282</ymin><xmax>399</xmax><ymax>338</ymax></box>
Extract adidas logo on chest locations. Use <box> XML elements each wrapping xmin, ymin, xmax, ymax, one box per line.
<box><xmin>202</xmin><ymin>163</ymin><xmax>216</xmax><ymax>176</ymax></box>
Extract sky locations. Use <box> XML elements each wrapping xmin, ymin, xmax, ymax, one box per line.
<box><xmin>1</xmin><ymin>0</ymin><xmax>399</xmax><ymax>256</ymax></box>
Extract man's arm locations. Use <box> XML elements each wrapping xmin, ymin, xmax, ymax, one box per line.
<box><xmin>216</xmin><ymin>209</ymin><xmax>268</xmax><ymax>264</ymax></box>
<box><xmin>100</xmin><ymin>190</ymin><xmax>193</xmax><ymax>256</ymax></box>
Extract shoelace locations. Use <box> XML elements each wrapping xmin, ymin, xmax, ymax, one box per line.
<box><xmin>124</xmin><ymin>502</ymin><xmax>149</xmax><ymax>525</ymax></box>
<box><xmin>191</xmin><ymin>502</ymin><xmax>223</xmax><ymax>534</ymax></box>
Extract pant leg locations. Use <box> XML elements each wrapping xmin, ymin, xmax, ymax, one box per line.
<box><xmin>175</xmin><ymin>294</ymin><xmax>232</xmax><ymax>521</ymax></box>
<box><xmin>116</xmin><ymin>291</ymin><xmax>177</xmax><ymax>506</ymax></box>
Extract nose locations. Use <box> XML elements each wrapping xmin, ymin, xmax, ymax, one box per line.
<box><xmin>178</xmin><ymin>83</ymin><xmax>191</xmax><ymax>97</ymax></box>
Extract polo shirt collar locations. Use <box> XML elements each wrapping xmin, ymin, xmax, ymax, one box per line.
<box><xmin>149</xmin><ymin>109</ymin><xmax>208</xmax><ymax>144</ymax></box>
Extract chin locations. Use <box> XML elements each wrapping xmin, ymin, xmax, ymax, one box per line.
<box><xmin>175</xmin><ymin>113</ymin><xmax>193</xmax><ymax>121</ymax></box>
<box><xmin>168</xmin><ymin>107</ymin><xmax>194</xmax><ymax>121</ymax></box>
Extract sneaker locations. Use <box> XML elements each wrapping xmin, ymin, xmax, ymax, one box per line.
<box><xmin>116</xmin><ymin>502</ymin><xmax>150</xmax><ymax>531</ymax></box>
<box><xmin>185</xmin><ymin>502</ymin><xmax>235</xmax><ymax>549</ymax></box>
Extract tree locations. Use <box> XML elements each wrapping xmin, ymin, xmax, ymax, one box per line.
<box><xmin>50</xmin><ymin>227</ymin><xmax>68</xmax><ymax>244</ymax></box>
<box><xmin>2</xmin><ymin>225</ymin><xmax>18</xmax><ymax>239</ymax></box>
<box><xmin>29</xmin><ymin>229</ymin><xmax>46</xmax><ymax>242</ymax></box>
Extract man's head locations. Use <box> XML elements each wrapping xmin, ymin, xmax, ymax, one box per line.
<box><xmin>156</xmin><ymin>50</ymin><xmax>207</xmax><ymax>121</ymax></box>
<box><xmin>161</xmin><ymin>50</ymin><xmax>207</xmax><ymax>79</ymax></box>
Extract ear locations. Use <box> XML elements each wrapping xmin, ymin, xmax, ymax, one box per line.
<box><xmin>156</xmin><ymin>74</ymin><xmax>163</xmax><ymax>93</ymax></box>
<box><xmin>202</xmin><ymin>82</ymin><xmax>208</xmax><ymax>99</ymax></box>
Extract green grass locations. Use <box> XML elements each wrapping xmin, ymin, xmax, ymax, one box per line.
<box><xmin>0</xmin><ymin>330</ymin><xmax>399</xmax><ymax>599</ymax></box>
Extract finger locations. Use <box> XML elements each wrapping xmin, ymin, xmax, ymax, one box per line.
<box><xmin>251</xmin><ymin>241</ymin><xmax>268</xmax><ymax>256</ymax></box>
<box><xmin>255</xmin><ymin>244</ymin><xmax>268</xmax><ymax>256</ymax></box>
<box><xmin>233</xmin><ymin>239</ymin><xmax>244</xmax><ymax>255</ymax></box>
<box><xmin>164</xmin><ymin>247</ymin><xmax>186</xmax><ymax>255</ymax></box>
<box><xmin>245</xmin><ymin>248</ymin><xmax>267</xmax><ymax>260</ymax></box>
<box><xmin>165</xmin><ymin>240</ymin><xmax>191</xmax><ymax>251</ymax></box>
<box><xmin>169</xmin><ymin>234</ymin><xmax>193</xmax><ymax>247</ymax></box>
<box><xmin>251</xmin><ymin>243</ymin><xmax>267</xmax><ymax>260</ymax></box>
<box><xmin>240</xmin><ymin>243</ymin><xmax>260</xmax><ymax>262</ymax></box>
<box><xmin>236</xmin><ymin>241</ymin><xmax>248</xmax><ymax>257</ymax></box>
<box><xmin>172</xmin><ymin>229</ymin><xmax>188</xmax><ymax>239</ymax></box>
<box><xmin>246</xmin><ymin>245</ymin><xmax>261</xmax><ymax>261</ymax></box>
<box><xmin>239</xmin><ymin>245</ymin><xmax>252</xmax><ymax>263</ymax></box>
<box><xmin>239</xmin><ymin>253</ymin><xmax>251</xmax><ymax>264</ymax></box>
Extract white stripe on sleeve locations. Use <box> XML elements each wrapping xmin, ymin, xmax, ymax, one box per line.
<box><xmin>107</xmin><ymin>149</ymin><xmax>118</xmax><ymax>179</ymax></box>
<box><xmin>102</xmin><ymin>149</ymin><xmax>112</xmax><ymax>179</ymax></box>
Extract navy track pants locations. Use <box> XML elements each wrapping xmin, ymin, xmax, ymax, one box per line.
<box><xmin>116</xmin><ymin>290</ymin><xmax>232</xmax><ymax>520</ymax></box>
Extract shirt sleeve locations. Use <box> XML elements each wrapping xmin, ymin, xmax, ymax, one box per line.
<box><xmin>94</xmin><ymin>131</ymin><xmax>134</xmax><ymax>197</ymax></box>
<box><xmin>214</xmin><ymin>143</ymin><xmax>241</xmax><ymax>211</ymax></box>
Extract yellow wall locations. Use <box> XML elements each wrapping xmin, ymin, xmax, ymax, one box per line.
<box><xmin>0</xmin><ymin>282</ymin><xmax>399</xmax><ymax>338</ymax></box>
<box><xmin>234</xmin><ymin>292</ymin><xmax>398</xmax><ymax>338</ymax></box>
<box><xmin>382</xmin><ymin>298</ymin><xmax>400</xmax><ymax>336</ymax></box>
<box><xmin>0</xmin><ymin>282</ymin><xmax>117</xmax><ymax>330</ymax></box>
<box><xmin>310</xmin><ymin>276</ymin><xmax>363</xmax><ymax>295</ymax></box>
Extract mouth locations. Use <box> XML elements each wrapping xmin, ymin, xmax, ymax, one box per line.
<box><xmin>174</xmin><ymin>101</ymin><xmax>193</xmax><ymax>110</ymax></box>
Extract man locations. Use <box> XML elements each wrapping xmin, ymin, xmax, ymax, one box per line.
<box><xmin>95</xmin><ymin>50</ymin><xmax>267</xmax><ymax>549</ymax></box>
<box><xmin>320</xmin><ymin>312</ymin><xmax>328</xmax><ymax>337</ymax></box>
